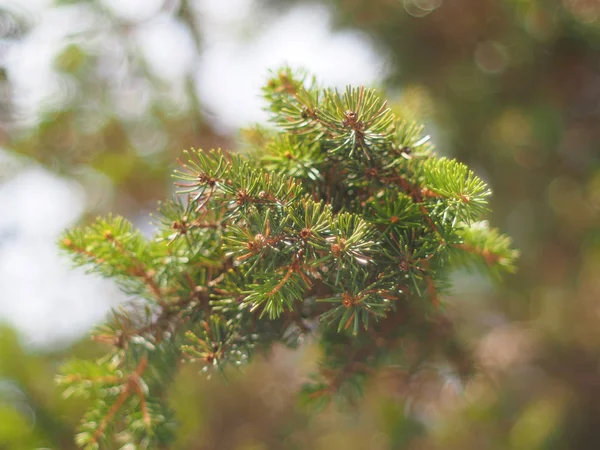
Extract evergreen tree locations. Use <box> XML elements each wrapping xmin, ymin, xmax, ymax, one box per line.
<box><xmin>57</xmin><ymin>68</ymin><xmax>517</xmax><ymax>449</ymax></box>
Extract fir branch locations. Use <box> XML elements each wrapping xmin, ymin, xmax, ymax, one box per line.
<box><xmin>58</xmin><ymin>67</ymin><xmax>517</xmax><ymax>449</ymax></box>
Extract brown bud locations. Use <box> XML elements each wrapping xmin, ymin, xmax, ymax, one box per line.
<box><xmin>398</xmin><ymin>259</ymin><xmax>410</xmax><ymax>272</ymax></box>
<box><xmin>342</xmin><ymin>292</ymin><xmax>357</xmax><ymax>308</ymax></box>
<box><xmin>331</xmin><ymin>239</ymin><xmax>346</xmax><ymax>257</ymax></box>
<box><xmin>366</xmin><ymin>167</ymin><xmax>378</xmax><ymax>178</ymax></box>
<box><xmin>236</xmin><ymin>189</ymin><xmax>250</xmax><ymax>206</ymax></box>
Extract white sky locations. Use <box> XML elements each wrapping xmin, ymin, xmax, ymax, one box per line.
<box><xmin>0</xmin><ymin>0</ymin><xmax>387</xmax><ymax>348</ymax></box>
<box><xmin>0</xmin><ymin>154</ymin><xmax>126</xmax><ymax>348</ymax></box>
<box><xmin>194</xmin><ymin>1</ymin><xmax>387</xmax><ymax>132</ymax></box>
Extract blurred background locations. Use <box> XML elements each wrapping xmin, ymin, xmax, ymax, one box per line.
<box><xmin>0</xmin><ymin>0</ymin><xmax>599</xmax><ymax>448</ymax></box>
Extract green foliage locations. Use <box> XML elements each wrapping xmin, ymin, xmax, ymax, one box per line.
<box><xmin>58</xmin><ymin>68</ymin><xmax>517</xmax><ymax>449</ymax></box>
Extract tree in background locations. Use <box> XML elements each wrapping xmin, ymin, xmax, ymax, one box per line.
<box><xmin>1</xmin><ymin>0</ymin><xmax>224</xmax><ymax>212</ymax></box>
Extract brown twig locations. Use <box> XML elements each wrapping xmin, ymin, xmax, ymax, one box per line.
<box><xmin>132</xmin><ymin>379</ymin><xmax>152</xmax><ymax>427</ymax></box>
<box><xmin>452</xmin><ymin>242</ymin><xmax>501</xmax><ymax>267</ymax></box>
<box><xmin>103</xmin><ymin>232</ymin><xmax>166</xmax><ymax>306</ymax></box>
<box><xmin>267</xmin><ymin>263</ymin><xmax>296</xmax><ymax>297</ymax></box>
<box><xmin>63</xmin><ymin>374</ymin><xmax>122</xmax><ymax>384</ymax></box>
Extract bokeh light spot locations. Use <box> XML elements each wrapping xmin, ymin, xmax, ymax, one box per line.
<box><xmin>474</xmin><ymin>41</ymin><xmax>508</xmax><ymax>74</ymax></box>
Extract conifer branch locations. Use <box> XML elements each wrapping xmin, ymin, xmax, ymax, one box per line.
<box><xmin>57</xmin><ymin>68</ymin><xmax>517</xmax><ymax>449</ymax></box>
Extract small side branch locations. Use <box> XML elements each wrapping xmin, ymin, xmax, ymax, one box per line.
<box><xmin>452</xmin><ymin>242</ymin><xmax>501</xmax><ymax>267</ymax></box>
<box><xmin>90</xmin><ymin>356</ymin><xmax>149</xmax><ymax>445</ymax></box>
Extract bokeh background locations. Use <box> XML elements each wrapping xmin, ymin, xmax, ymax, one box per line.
<box><xmin>1</xmin><ymin>0</ymin><xmax>599</xmax><ymax>448</ymax></box>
